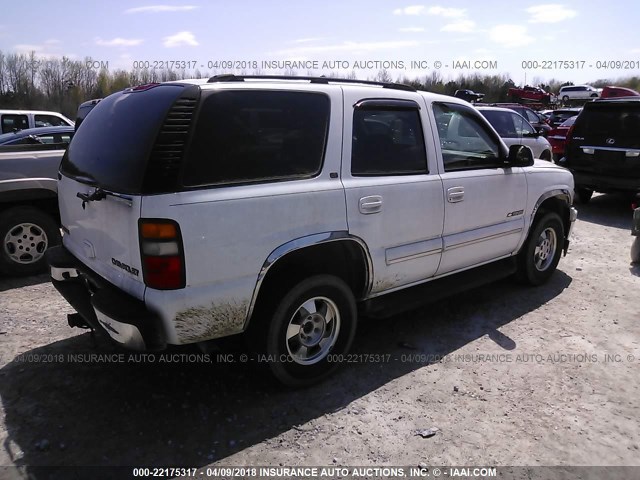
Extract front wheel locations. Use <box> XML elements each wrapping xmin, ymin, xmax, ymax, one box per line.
<box><xmin>264</xmin><ymin>275</ymin><xmax>357</xmax><ymax>387</ymax></box>
<box><xmin>517</xmin><ymin>212</ymin><xmax>564</xmax><ymax>285</ymax></box>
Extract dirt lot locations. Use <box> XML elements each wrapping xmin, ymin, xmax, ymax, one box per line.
<box><xmin>0</xmin><ymin>193</ymin><xmax>639</xmax><ymax>476</ymax></box>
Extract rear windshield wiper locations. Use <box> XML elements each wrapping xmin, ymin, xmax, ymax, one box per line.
<box><xmin>77</xmin><ymin>187</ymin><xmax>133</xmax><ymax>209</ymax></box>
<box><xmin>77</xmin><ymin>188</ymin><xmax>106</xmax><ymax>209</ymax></box>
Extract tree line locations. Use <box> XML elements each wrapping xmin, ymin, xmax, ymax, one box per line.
<box><xmin>1</xmin><ymin>50</ymin><xmax>639</xmax><ymax>117</ymax></box>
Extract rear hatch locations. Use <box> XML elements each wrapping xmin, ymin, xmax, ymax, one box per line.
<box><xmin>566</xmin><ymin>101</ymin><xmax>640</xmax><ymax>178</ymax></box>
<box><xmin>58</xmin><ymin>83</ymin><xmax>200</xmax><ymax>299</ymax></box>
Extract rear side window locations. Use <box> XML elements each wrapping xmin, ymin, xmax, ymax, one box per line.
<box><xmin>183</xmin><ymin>91</ymin><xmax>329</xmax><ymax>186</ymax></box>
<box><xmin>351</xmin><ymin>107</ymin><xmax>427</xmax><ymax>176</ymax></box>
<box><xmin>1</xmin><ymin>114</ymin><xmax>28</xmax><ymax>133</ymax></box>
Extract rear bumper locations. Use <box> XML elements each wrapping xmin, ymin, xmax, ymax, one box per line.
<box><xmin>46</xmin><ymin>245</ymin><xmax>166</xmax><ymax>351</ymax></box>
<box><xmin>570</xmin><ymin>170</ymin><xmax>640</xmax><ymax>193</ymax></box>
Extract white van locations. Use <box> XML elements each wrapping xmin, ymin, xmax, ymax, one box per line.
<box><xmin>558</xmin><ymin>85</ymin><xmax>600</xmax><ymax>103</ymax></box>
<box><xmin>0</xmin><ymin>109</ymin><xmax>74</xmax><ymax>134</ymax></box>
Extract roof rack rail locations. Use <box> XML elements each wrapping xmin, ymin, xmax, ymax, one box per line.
<box><xmin>206</xmin><ymin>74</ymin><xmax>416</xmax><ymax>92</ymax></box>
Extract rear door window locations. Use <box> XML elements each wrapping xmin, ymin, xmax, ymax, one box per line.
<box><xmin>1</xmin><ymin>114</ymin><xmax>29</xmax><ymax>133</ymax></box>
<box><xmin>351</xmin><ymin>105</ymin><xmax>427</xmax><ymax>176</ymax></box>
<box><xmin>183</xmin><ymin>91</ymin><xmax>330</xmax><ymax>186</ymax></box>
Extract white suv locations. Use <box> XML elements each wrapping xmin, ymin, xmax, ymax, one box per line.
<box><xmin>558</xmin><ymin>85</ymin><xmax>600</xmax><ymax>103</ymax></box>
<box><xmin>47</xmin><ymin>75</ymin><xmax>577</xmax><ymax>386</ymax></box>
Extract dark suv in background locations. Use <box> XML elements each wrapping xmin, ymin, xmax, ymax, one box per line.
<box><xmin>562</xmin><ymin>98</ymin><xmax>640</xmax><ymax>203</ymax></box>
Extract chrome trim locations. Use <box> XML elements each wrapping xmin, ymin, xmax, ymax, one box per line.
<box><xmin>243</xmin><ymin>232</ymin><xmax>374</xmax><ymax>329</ymax></box>
<box><xmin>50</xmin><ymin>265</ymin><xmax>79</xmax><ymax>281</ymax></box>
<box><xmin>581</xmin><ymin>145</ymin><xmax>640</xmax><ymax>154</ymax></box>
<box><xmin>386</xmin><ymin>247</ymin><xmax>442</xmax><ymax>265</ymax></box>
<box><xmin>444</xmin><ymin>228</ymin><xmax>523</xmax><ymax>251</ymax></box>
<box><xmin>385</xmin><ymin>237</ymin><xmax>443</xmax><ymax>265</ymax></box>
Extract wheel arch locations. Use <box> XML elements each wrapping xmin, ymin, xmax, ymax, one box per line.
<box><xmin>530</xmin><ymin>189</ymin><xmax>572</xmax><ymax>238</ymax></box>
<box><xmin>244</xmin><ymin>232</ymin><xmax>373</xmax><ymax>330</ymax></box>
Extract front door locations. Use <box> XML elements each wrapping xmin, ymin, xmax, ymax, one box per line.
<box><xmin>430</xmin><ymin>101</ymin><xmax>527</xmax><ymax>275</ymax></box>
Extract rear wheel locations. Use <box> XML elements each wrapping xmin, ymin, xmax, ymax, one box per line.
<box><xmin>0</xmin><ymin>207</ymin><xmax>61</xmax><ymax>276</ymax></box>
<box><xmin>258</xmin><ymin>275</ymin><xmax>357</xmax><ymax>387</ymax></box>
<box><xmin>562</xmin><ymin>95</ymin><xmax>570</xmax><ymax>104</ymax></box>
<box><xmin>575</xmin><ymin>187</ymin><xmax>593</xmax><ymax>204</ymax></box>
<box><xmin>539</xmin><ymin>150</ymin><xmax>552</xmax><ymax>161</ymax></box>
<box><xmin>517</xmin><ymin>212</ymin><xmax>564</xmax><ymax>286</ymax></box>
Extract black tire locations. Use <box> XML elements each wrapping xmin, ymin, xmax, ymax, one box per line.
<box><xmin>259</xmin><ymin>274</ymin><xmax>357</xmax><ymax>387</ymax></box>
<box><xmin>575</xmin><ymin>188</ymin><xmax>593</xmax><ymax>204</ymax></box>
<box><xmin>540</xmin><ymin>150</ymin><xmax>552</xmax><ymax>162</ymax></box>
<box><xmin>0</xmin><ymin>206</ymin><xmax>61</xmax><ymax>276</ymax></box>
<box><xmin>562</xmin><ymin>95</ymin><xmax>570</xmax><ymax>104</ymax></box>
<box><xmin>516</xmin><ymin>212</ymin><xmax>564</xmax><ymax>286</ymax></box>
<box><xmin>631</xmin><ymin>237</ymin><xmax>640</xmax><ymax>264</ymax></box>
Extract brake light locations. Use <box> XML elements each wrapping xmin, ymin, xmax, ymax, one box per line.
<box><xmin>139</xmin><ymin>219</ymin><xmax>185</xmax><ymax>289</ymax></box>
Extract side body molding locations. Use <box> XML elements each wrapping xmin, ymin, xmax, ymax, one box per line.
<box><xmin>243</xmin><ymin>231</ymin><xmax>374</xmax><ymax>328</ymax></box>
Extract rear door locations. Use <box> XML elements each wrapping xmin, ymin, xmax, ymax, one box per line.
<box><xmin>58</xmin><ymin>83</ymin><xmax>197</xmax><ymax>299</ymax></box>
<box><xmin>342</xmin><ymin>91</ymin><xmax>445</xmax><ymax>295</ymax></box>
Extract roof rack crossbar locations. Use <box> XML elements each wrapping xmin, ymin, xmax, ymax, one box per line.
<box><xmin>206</xmin><ymin>74</ymin><xmax>416</xmax><ymax>92</ymax></box>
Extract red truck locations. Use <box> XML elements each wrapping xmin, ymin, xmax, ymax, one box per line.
<box><xmin>508</xmin><ymin>85</ymin><xmax>552</xmax><ymax>105</ymax></box>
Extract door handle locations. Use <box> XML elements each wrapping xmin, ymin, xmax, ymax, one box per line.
<box><xmin>447</xmin><ymin>186</ymin><xmax>465</xmax><ymax>203</ymax></box>
<box><xmin>359</xmin><ymin>195</ymin><xmax>383</xmax><ymax>214</ymax></box>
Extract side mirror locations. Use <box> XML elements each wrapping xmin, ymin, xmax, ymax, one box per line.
<box><xmin>504</xmin><ymin>145</ymin><xmax>534</xmax><ymax>167</ymax></box>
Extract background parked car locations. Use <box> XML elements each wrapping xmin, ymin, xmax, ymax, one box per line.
<box><xmin>562</xmin><ymin>98</ymin><xmax>640</xmax><ymax>203</ymax></box>
<box><xmin>558</xmin><ymin>85</ymin><xmax>600</xmax><ymax>104</ymax></box>
<box><xmin>548</xmin><ymin>108</ymin><xmax>582</xmax><ymax>127</ymax></box>
<box><xmin>75</xmin><ymin>99</ymin><xmax>101</xmax><ymax>130</ymax></box>
<box><xmin>477</xmin><ymin>106</ymin><xmax>552</xmax><ymax>161</ymax></box>
<box><xmin>0</xmin><ymin>126</ymin><xmax>75</xmax><ymax>146</ymax></box>
<box><xmin>454</xmin><ymin>89</ymin><xmax>484</xmax><ymax>103</ymax></box>
<box><xmin>489</xmin><ymin>103</ymin><xmax>551</xmax><ymax>135</ymax></box>
<box><xmin>0</xmin><ymin>110</ymin><xmax>73</xmax><ymax>134</ymax></box>
<box><xmin>547</xmin><ymin>116</ymin><xmax>576</xmax><ymax>162</ymax></box>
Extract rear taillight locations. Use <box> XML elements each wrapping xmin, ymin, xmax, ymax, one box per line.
<box><xmin>139</xmin><ymin>219</ymin><xmax>185</xmax><ymax>289</ymax></box>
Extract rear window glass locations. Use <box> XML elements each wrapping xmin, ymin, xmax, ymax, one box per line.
<box><xmin>574</xmin><ymin>105</ymin><xmax>640</xmax><ymax>145</ymax></box>
<box><xmin>182</xmin><ymin>91</ymin><xmax>329</xmax><ymax>187</ymax></box>
<box><xmin>61</xmin><ymin>85</ymin><xmax>186</xmax><ymax>193</ymax></box>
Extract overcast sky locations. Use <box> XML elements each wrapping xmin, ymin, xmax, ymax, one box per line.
<box><xmin>1</xmin><ymin>0</ymin><xmax>639</xmax><ymax>85</ymax></box>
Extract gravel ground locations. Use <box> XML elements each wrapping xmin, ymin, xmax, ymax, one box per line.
<box><xmin>0</xmin><ymin>193</ymin><xmax>639</xmax><ymax>476</ymax></box>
